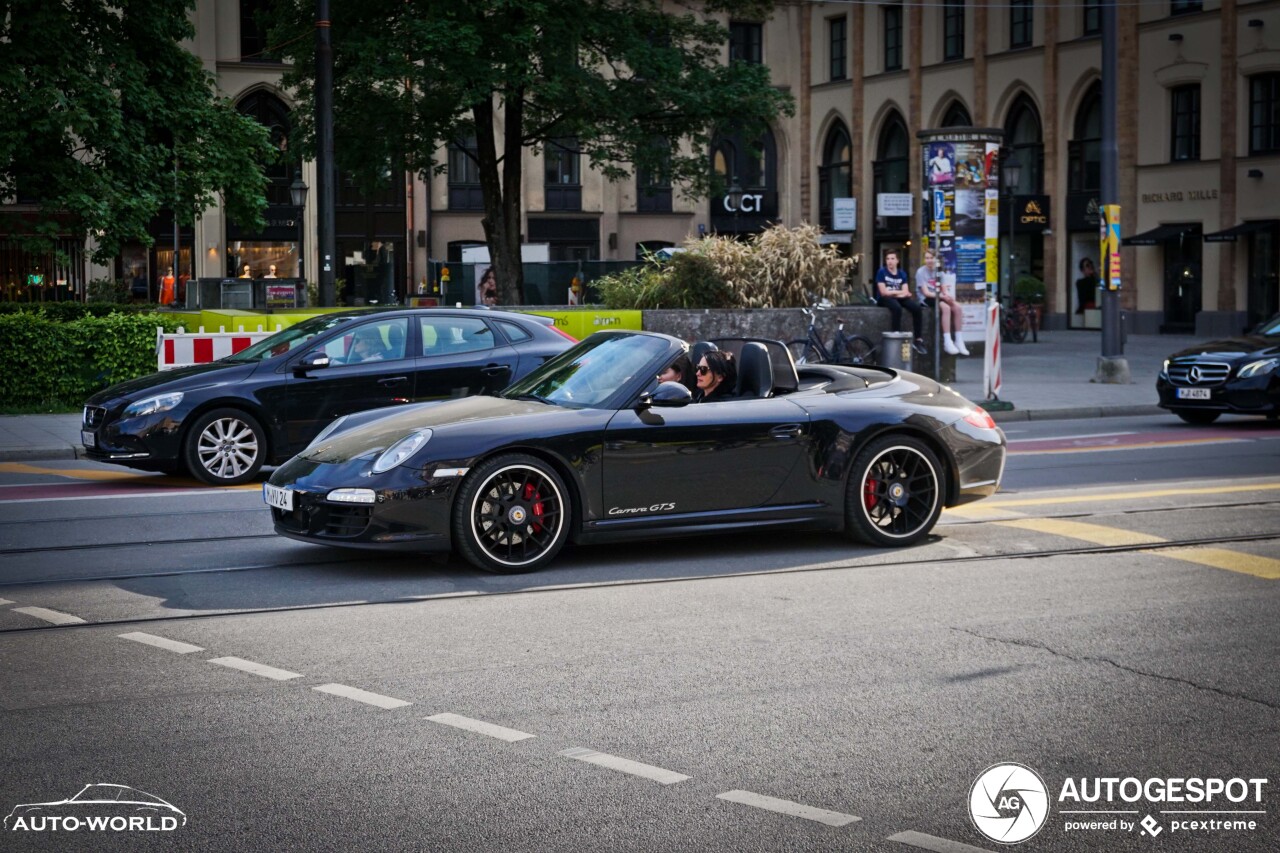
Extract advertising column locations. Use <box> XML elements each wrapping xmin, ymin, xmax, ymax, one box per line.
<box><xmin>917</xmin><ymin>129</ymin><xmax>1004</xmax><ymax>345</ymax></box>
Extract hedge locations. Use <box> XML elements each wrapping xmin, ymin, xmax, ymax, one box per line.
<box><xmin>0</xmin><ymin>301</ymin><xmax>164</xmax><ymax>322</ymax></box>
<box><xmin>0</xmin><ymin>311</ymin><xmax>182</xmax><ymax>411</ymax></box>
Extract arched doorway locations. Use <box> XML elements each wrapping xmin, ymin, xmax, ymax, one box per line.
<box><xmin>1066</xmin><ymin>83</ymin><xmax>1104</xmax><ymax>329</ymax></box>
<box><xmin>818</xmin><ymin>122</ymin><xmax>852</xmax><ymax>232</ymax></box>
<box><xmin>1003</xmin><ymin>95</ymin><xmax>1046</xmax><ymax>312</ymax></box>
<box><xmin>873</xmin><ymin>112</ymin><xmax>911</xmax><ymax>271</ymax></box>
<box><xmin>709</xmin><ymin>127</ymin><xmax>778</xmax><ymax>235</ymax></box>
<box><xmin>228</xmin><ymin>91</ymin><xmax>301</xmax><ymax>282</ymax></box>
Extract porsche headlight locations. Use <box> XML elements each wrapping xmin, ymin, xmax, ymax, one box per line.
<box><xmin>306</xmin><ymin>414</ymin><xmax>349</xmax><ymax>450</ymax></box>
<box><xmin>123</xmin><ymin>392</ymin><xmax>183</xmax><ymax>418</ymax></box>
<box><xmin>371</xmin><ymin>429</ymin><xmax>432</xmax><ymax>474</ymax></box>
<box><xmin>1237</xmin><ymin>358</ymin><xmax>1278</xmax><ymax>379</ymax></box>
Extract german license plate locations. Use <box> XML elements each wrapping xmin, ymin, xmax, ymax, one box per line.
<box><xmin>262</xmin><ymin>483</ymin><xmax>294</xmax><ymax>511</ymax></box>
<box><xmin>1177</xmin><ymin>387</ymin><xmax>1211</xmax><ymax>400</ymax></box>
<box><xmin>81</xmin><ymin>430</ymin><xmax>96</xmax><ymax>448</ymax></box>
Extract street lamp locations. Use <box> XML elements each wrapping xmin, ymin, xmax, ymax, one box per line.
<box><xmin>290</xmin><ymin>175</ymin><xmax>308</xmax><ymax>282</ymax></box>
<box><xmin>726</xmin><ymin>178</ymin><xmax>744</xmax><ymax>237</ymax></box>
<box><xmin>1001</xmin><ymin>149</ymin><xmax>1022</xmax><ymax>302</ymax></box>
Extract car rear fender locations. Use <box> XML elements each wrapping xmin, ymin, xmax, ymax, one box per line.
<box><xmin>843</xmin><ymin>425</ymin><xmax>960</xmax><ymax>507</ymax></box>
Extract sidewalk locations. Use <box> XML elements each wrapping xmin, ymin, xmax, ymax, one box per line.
<box><xmin>0</xmin><ymin>330</ymin><xmax>1196</xmax><ymax>462</ymax></box>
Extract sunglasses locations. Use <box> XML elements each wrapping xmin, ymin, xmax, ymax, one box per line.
<box><xmin>695</xmin><ymin>366</ymin><xmax>711</xmax><ymax>376</ymax></box>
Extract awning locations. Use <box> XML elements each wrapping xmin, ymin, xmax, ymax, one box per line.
<box><xmin>1202</xmin><ymin>219</ymin><xmax>1279</xmax><ymax>243</ymax></box>
<box><xmin>1122</xmin><ymin>223</ymin><xmax>1199</xmax><ymax>246</ymax></box>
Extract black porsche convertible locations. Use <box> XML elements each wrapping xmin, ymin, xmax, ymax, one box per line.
<box><xmin>264</xmin><ymin>331</ymin><xmax>1006</xmax><ymax>573</ymax></box>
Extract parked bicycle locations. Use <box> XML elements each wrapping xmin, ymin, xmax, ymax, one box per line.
<box><xmin>1001</xmin><ymin>295</ymin><xmax>1039</xmax><ymax>344</ymax></box>
<box><xmin>787</xmin><ymin>305</ymin><xmax>877</xmax><ymax>365</ymax></box>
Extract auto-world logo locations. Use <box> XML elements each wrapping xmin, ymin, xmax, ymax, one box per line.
<box><xmin>5</xmin><ymin>784</ymin><xmax>185</xmax><ymax>833</ymax></box>
<box><xmin>969</xmin><ymin>763</ymin><xmax>1050</xmax><ymax>844</ymax></box>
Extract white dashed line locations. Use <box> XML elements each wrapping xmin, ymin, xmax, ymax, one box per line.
<box><xmin>887</xmin><ymin>830</ymin><xmax>995</xmax><ymax>852</ymax></box>
<box><xmin>0</xmin><ymin>598</ymin><xmax>15</xmax><ymax>605</ymax></box>
<box><xmin>207</xmin><ymin>656</ymin><xmax>303</xmax><ymax>681</ymax></box>
<box><xmin>715</xmin><ymin>790</ymin><xmax>861</xmax><ymax>827</ymax></box>
<box><xmin>558</xmin><ymin>748</ymin><xmax>689</xmax><ymax>785</ymax></box>
<box><xmin>313</xmin><ymin>683</ymin><xmax>411</xmax><ymax>709</ymax></box>
<box><xmin>12</xmin><ymin>606</ymin><xmax>85</xmax><ymax>626</ymax></box>
<box><xmin>118</xmin><ymin>632</ymin><xmax>205</xmax><ymax>654</ymax></box>
<box><xmin>426</xmin><ymin>713</ymin><xmax>536</xmax><ymax>742</ymax></box>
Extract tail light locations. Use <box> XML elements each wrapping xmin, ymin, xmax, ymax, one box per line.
<box><xmin>962</xmin><ymin>407</ymin><xmax>998</xmax><ymax>430</ymax></box>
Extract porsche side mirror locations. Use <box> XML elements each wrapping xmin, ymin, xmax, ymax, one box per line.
<box><xmin>641</xmin><ymin>381</ymin><xmax>692</xmax><ymax>408</ymax></box>
<box><xmin>294</xmin><ymin>350</ymin><xmax>331</xmax><ymax>375</ymax></box>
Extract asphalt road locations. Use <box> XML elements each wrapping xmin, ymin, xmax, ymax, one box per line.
<box><xmin>1</xmin><ymin>414</ymin><xmax>1278</xmax><ymax>852</ymax></box>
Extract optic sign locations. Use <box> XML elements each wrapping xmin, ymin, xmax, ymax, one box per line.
<box><xmin>715</xmin><ymin>191</ymin><xmax>777</xmax><ymax>218</ymax></box>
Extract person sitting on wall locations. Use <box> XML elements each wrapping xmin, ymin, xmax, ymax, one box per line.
<box><xmin>875</xmin><ymin>249</ymin><xmax>927</xmax><ymax>354</ymax></box>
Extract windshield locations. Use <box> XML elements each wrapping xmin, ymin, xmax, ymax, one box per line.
<box><xmin>502</xmin><ymin>333</ymin><xmax>670</xmax><ymax>408</ymax></box>
<box><xmin>223</xmin><ymin>314</ymin><xmax>359</xmax><ymax>363</ymax></box>
<box><xmin>1257</xmin><ymin>315</ymin><xmax>1280</xmax><ymax>336</ymax></box>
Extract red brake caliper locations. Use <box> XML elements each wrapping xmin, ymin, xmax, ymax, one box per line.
<box><xmin>864</xmin><ymin>478</ymin><xmax>879</xmax><ymax>510</ymax></box>
<box><xmin>524</xmin><ymin>482</ymin><xmax>544</xmax><ymax>533</ymax></box>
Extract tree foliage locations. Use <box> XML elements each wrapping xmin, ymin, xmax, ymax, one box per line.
<box><xmin>271</xmin><ymin>0</ymin><xmax>792</xmax><ymax>303</ymax></box>
<box><xmin>0</xmin><ymin>0</ymin><xmax>273</xmax><ymax>262</ymax></box>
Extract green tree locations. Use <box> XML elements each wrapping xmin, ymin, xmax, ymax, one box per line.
<box><xmin>0</xmin><ymin>0</ymin><xmax>273</xmax><ymax>262</ymax></box>
<box><xmin>272</xmin><ymin>0</ymin><xmax>792</xmax><ymax>304</ymax></box>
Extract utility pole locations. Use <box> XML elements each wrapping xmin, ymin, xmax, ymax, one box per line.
<box><xmin>1095</xmin><ymin>0</ymin><xmax>1130</xmax><ymax>383</ymax></box>
<box><xmin>316</xmin><ymin>0</ymin><xmax>337</xmax><ymax>307</ymax></box>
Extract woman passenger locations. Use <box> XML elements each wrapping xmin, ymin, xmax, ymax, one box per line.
<box><xmin>658</xmin><ymin>354</ymin><xmax>695</xmax><ymax>393</ymax></box>
<box><xmin>694</xmin><ymin>350</ymin><xmax>736</xmax><ymax>403</ymax></box>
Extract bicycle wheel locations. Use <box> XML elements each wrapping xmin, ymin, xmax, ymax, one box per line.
<box><xmin>787</xmin><ymin>339</ymin><xmax>822</xmax><ymax>365</ymax></box>
<box><xmin>1009</xmin><ymin>312</ymin><xmax>1029</xmax><ymax>344</ymax></box>
<box><xmin>837</xmin><ymin>335</ymin><xmax>876</xmax><ymax>365</ymax></box>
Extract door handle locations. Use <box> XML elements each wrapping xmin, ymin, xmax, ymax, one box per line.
<box><xmin>770</xmin><ymin>424</ymin><xmax>803</xmax><ymax>439</ymax></box>
<box><xmin>481</xmin><ymin>364</ymin><xmax>512</xmax><ymax>376</ymax></box>
<box><xmin>378</xmin><ymin>376</ymin><xmax>408</xmax><ymax>387</ymax></box>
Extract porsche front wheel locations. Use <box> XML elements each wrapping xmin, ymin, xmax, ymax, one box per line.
<box><xmin>845</xmin><ymin>435</ymin><xmax>943</xmax><ymax>547</ymax></box>
<box><xmin>453</xmin><ymin>454</ymin><xmax>570</xmax><ymax>574</ymax></box>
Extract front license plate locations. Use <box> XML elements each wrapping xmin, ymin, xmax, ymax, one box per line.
<box><xmin>81</xmin><ymin>430</ymin><xmax>96</xmax><ymax>448</ymax></box>
<box><xmin>263</xmin><ymin>483</ymin><xmax>294</xmax><ymax>511</ymax></box>
<box><xmin>1177</xmin><ymin>387</ymin><xmax>1211</xmax><ymax>400</ymax></box>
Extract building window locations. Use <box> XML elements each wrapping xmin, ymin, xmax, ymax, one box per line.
<box><xmin>1250</xmin><ymin>73</ymin><xmax>1280</xmax><ymax>155</ymax></box>
<box><xmin>544</xmin><ymin>137</ymin><xmax>581</xmax><ymax>211</ymax></box>
<box><xmin>1170</xmin><ymin>0</ymin><xmax>1202</xmax><ymax>16</ymax></box>
<box><xmin>636</xmin><ymin>140</ymin><xmax>672</xmax><ymax>213</ymax></box>
<box><xmin>729</xmin><ymin>22</ymin><xmax>763</xmax><ymax>65</ymax></box>
<box><xmin>447</xmin><ymin>137</ymin><xmax>484</xmax><ymax>210</ymax></box>
<box><xmin>1010</xmin><ymin>0</ymin><xmax>1033</xmax><ymax>49</ymax></box>
<box><xmin>1005</xmin><ymin>95</ymin><xmax>1044</xmax><ymax>194</ymax></box>
<box><xmin>884</xmin><ymin>4</ymin><xmax>903</xmax><ymax>72</ymax></box>
<box><xmin>943</xmin><ymin>0</ymin><xmax>964</xmax><ymax>62</ymax></box>
<box><xmin>873</xmin><ymin>114</ymin><xmax>910</xmax><ymax>235</ymax></box>
<box><xmin>1068</xmin><ymin>83</ymin><xmax>1101</xmax><ymax>193</ymax></box>
<box><xmin>235</xmin><ymin>91</ymin><xmax>291</xmax><ymax>205</ymax></box>
<box><xmin>1170</xmin><ymin>85</ymin><xmax>1200</xmax><ymax>162</ymax></box>
<box><xmin>1082</xmin><ymin>0</ymin><xmax>1101</xmax><ymax>36</ymax></box>
<box><xmin>829</xmin><ymin>17</ymin><xmax>847</xmax><ymax>81</ymax></box>
<box><xmin>239</xmin><ymin>0</ymin><xmax>278</xmax><ymax>62</ymax></box>
<box><xmin>819</xmin><ymin>123</ymin><xmax>852</xmax><ymax>231</ymax></box>
<box><xmin>941</xmin><ymin>101</ymin><xmax>972</xmax><ymax>128</ymax></box>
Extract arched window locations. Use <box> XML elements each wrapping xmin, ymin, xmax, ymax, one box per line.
<box><xmin>873</xmin><ymin>112</ymin><xmax>910</xmax><ymax>236</ymax></box>
<box><xmin>1004</xmin><ymin>95</ymin><xmax>1043</xmax><ymax>194</ymax></box>
<box><xmin>709</xmin><ymin>126</ymin><xmax>779</xmax><ymax>233</ymax></box>
<box><xmin>1068</xmin><ymin>83</ymin><xmax>1101</xmax><ymax>193</ymax></box>
<box><xmin>818</xmin><ymin>122</ymin><xmax>852</xmax><ymax>230</ymax></box>
<box><xmin>448</xmin><ymin>136</ymin><xmax>483</xmax><ymax>210</ymax></box>
<box><xmin>236</xmin><ymin>91</ymin><xmax>292</xmax><ymax>205</ymax></box>
<box><xmin>941</xmin><ymin>101</ymin><xmax>972</xmax><ymax>128</ymax></box>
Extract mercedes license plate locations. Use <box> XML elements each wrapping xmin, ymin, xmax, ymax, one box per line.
<box><xmin>1177</xmin><ymin>387</ymin><xmax>1211</xmax><ymax>400</ymax></box>
<box><xmin>81</xmin><ymin>430</ymin><xmax>96</xmax><ymax>448</ymax></box>
<box><xmin>263</xmin><ymin>483</ymin><xmax>294</xmax><ymax>511</ymax></box>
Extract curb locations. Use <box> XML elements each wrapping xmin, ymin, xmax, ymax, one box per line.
<box><xmin>990</xmin><ymin>404</ymin><xmax>1164</xmax><ymax>423</ymax></box>
<box><xmin>0</xmin><ymin>447</ymin><xmax>79</xmax><ymax>462</ymax></box>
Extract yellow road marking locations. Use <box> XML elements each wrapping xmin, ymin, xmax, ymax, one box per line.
<box><xmin>0</xmin><ymin>462</ymin><xmax>150</xmax><ymax>481</ymax></box>
<box><xmin>943</xmin><ymin>505</ymin><xmax>1026</xmax><ymax>520</ymax></box>
<box><xmin>996</xmin><ymin>518</ymin><xmax>1166</xmax><ymax>547</ymax></box>
<box><xmin>1143</xmin><ymin>547</ymin><xmax>1280</xmax><ymax>581</ymax></box>
<box><xmin>981</xmin><ymin>481</ymin><xmax>1280</xmax><ymax>509</ymax></box>
<box><xmin>1010</xmin><ymin>438</ymin><xmax>1247</xmax><ymax>456</ymax></box>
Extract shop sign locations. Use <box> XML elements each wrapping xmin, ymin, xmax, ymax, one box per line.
<box><xmin>876</xmin><ymin>193</ymin><xmax>914</xmax><ymax>217</ymax></box>
<box><xmin>1141</xmin><ymin>189</ymin><xmax>1219</xmax><ymax>204</ymax></box>
<box><xmin>832</xmin><ymin>198</ymin><xmax>857</xmax><ymax>231</ymax></box>
<box><xmin>266</xmin><ymin>284</ymin><xmax>297</xmax><ymax>309</ymax></box>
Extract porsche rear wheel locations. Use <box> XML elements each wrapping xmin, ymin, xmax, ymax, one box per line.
<box><xmin>453</xmin><ymin>454</ymin><xmax>570</xmax><ymax>574</ymax></box>
<box><xmin>845</xmin><ymin>435</ymin><xmax>943</xmax><ymax>547</ymax></box>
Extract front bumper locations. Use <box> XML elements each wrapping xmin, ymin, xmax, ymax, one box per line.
<box><xmin>80</xmin><ymin>404</ymin><xmax>185</xmax><ymax>468</ymax></box>
<box><xmin>1156</xmin><ymin>374</ymin><xmax>1280</xmax><ymax>415</ymax></box>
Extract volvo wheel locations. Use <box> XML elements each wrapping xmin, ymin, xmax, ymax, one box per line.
<box><xmin>182</xmin><ymin>408</ymin><xmax>266</xmax><ymax>486</ymax></box>
<box><xmin>453</xmin><ymin>454</ymin><xmax>570</xmax><ymax>573</ymax></box>
<box><xmin>845</xmin><ymin>435</ymin><xmax>943</xmax><ymax>547</ymax></box>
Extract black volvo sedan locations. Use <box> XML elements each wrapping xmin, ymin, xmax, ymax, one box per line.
<box><xmin>265</xmin><ymin>331</ymin><xmax>1006</xmax><ymax>573</ymax></box>
<box><xmin>81</xmin><ymin>308</ymin><xmax>574</xmax><ymax>485</ymax></box>
<box><xmin>1156</xmin><ymin>313</ymin><xmax>1280</xmax><ymax>424</ymax></box>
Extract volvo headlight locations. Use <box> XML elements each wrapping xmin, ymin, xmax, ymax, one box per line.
<box><xmin>371</xmin><ymin>429</ymin><xmax>432</xmax><ymax>474</ymax></box>
<box><xmin>306</xmin><ymin>414</ymin><xmax>349</xmax><ymax>450</ymax></box>
<box><xmin>123</xmin><ymin>392</ymin><xmax>183</xmax><ymax>418</ymax></box>
<box><xmin>1237</xmin><ymin>358</ymin><xmax>1279</xmax><ymax>379</ymax></box>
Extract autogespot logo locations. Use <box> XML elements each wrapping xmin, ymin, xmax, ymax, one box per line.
<box><xmin>969</xmin><ymin>763</ymin><xmax>1050</xmax><ymax>844</ymax></box>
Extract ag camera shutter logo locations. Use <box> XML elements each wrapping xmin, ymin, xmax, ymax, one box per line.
<box><xmin>969</xmin><ymin>763</ymin><xmax>1050</xmax><ymax>844</ymax></box>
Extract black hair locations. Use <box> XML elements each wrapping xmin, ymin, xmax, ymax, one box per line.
<box><xmin>701</xmin><ymin>349</ymin><xmax>737</xmax><ymax>390</ymax></box>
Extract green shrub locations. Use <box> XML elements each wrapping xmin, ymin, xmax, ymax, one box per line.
<box><xmin>0</xmin><ymin>311</ymin><xmax>182</xmax><ymax>411</ymax></box>
<box><xmin>0</xmin><ymin>301</ymin><xmax>161</xmax><ymax>320</ymax></box>
<box><xmin>1013</xmin><ymin>274</ymin><xmax>1046</xmax><ymax>303</ymax></box>
<box><xmin>87</xmin><ymin>278</ymin><xmax>131</xmax><ymax>303</ymax></box>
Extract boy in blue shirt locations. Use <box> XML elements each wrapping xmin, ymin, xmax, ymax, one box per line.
<box><xmin>875</xmin><ymin>249</ymin><xmax>926</xmax><ymax>354</ymax></box>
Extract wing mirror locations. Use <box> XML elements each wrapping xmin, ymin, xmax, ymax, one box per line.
<box><xmin>639</xmin><ymin>381</ymin><xmax>692</xmax><ymax>409</ymax></box>
<box><xmin>294</xmin><ymin>350</ymin><xmax>331</xmax><ymax>375</ymax></box>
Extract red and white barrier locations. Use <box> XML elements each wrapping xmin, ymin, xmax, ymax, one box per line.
<box><xmin>983</xmin><ymin>300</ymin><xmax>1002</xmax><ymax>401</ymax></box>
<box><xmin>156</xmin><ymin>325</ymin><xmax>283</xmax><ymax>371</ymax></box>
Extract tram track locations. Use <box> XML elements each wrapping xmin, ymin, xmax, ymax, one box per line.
<box><xmin>0</xmin><ymin>529</ymin><xmax>1276</xmax><ymax>635</ymax></box>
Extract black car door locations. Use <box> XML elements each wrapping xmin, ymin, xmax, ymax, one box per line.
<box><xmin>412</xmin><ymin>314</ymin><xmax>518</xmax><ymax>401</ymax></box>
<box><xmin>279</xmin><ymin>317</ymin><xmax>415</xmax><ymax>452</ymax></box>
<box><xmin>601</xmin><ymin>397</ymin><xmax>810</xmax><ymax>516</ymax></box>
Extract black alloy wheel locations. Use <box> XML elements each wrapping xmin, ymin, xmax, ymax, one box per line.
<box><xmin>1173</xmin><ymin>409</ymin><xmax>1221</xmax><ymax>425</ymax></box>
<box><xmin>844</xmin><ymin>435</ymin><xmax>943</xmax><ymax>547</ymax></box>
<box><xmin>182</xmin><ymin>408</ymin><xmax>266</xmax><ymax>486</ymax></box>
<box><xmin>453</xmin><ymin>454</ymin><xmax>570</xmax><ymax>573</ymax></box>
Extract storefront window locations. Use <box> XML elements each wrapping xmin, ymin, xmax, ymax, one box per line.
<box><xmin>228</xmin><ymin>242</ymin><xmax>300</xmax><ymax>279</ymax></box>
